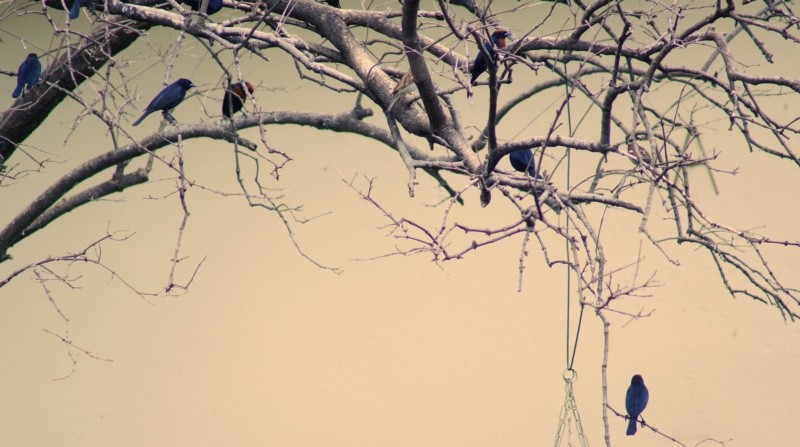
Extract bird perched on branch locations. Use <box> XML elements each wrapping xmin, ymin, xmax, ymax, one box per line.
<box><xmin>470</xmin><ymin>29</ymin><xmax>511</xmax><ymax>86</ymax></box>
<box><xmin>222</xmin><ymin>81</ymin><xmax>255</xmax><ymax>118</ymax></box>
<box><xmin>132</xmin><ymin>78</ymin><xmax>196</xmax><ymax>127</ymax></box>
<box><xmin>391</xmin><ymin>71</ymin><xmax>414</xmax><ymax>96</ymax></box>
<box><xmin>625</xmin><ymin>374</ymin><xmax>649</xmax><ymax>436</ymax></box>
<box><xmin>509</xmin><ymin>148</ymin><xmax>542</xmax><ymax>179</ymax></box>
<box><xmin>386</xmin><ymin>71</ymin><xmax>417</xmax><ymax>113</ymax></box>
<box><xmin>12</xmin><ymin>53</ymin><xmax>41</xmax><ymax>98</ymax></box>
<box><xmin>181</xmin><ymin>0</ymin><xmax>223</xmax><ymax>15</ymax></box>
<box><xmin>627</xmin><ymin>139</ymin><xmax>653</xmax><ymax>165</ymax></box>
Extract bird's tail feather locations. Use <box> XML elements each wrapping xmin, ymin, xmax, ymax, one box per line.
<box><xmin>385</xmin><ymin>96</ymin><xmax>401</xmax><ymax>113</ymax></box>
<box><xmin>626</xmin><ymin>417</ymin><xmax>637</xmax><ymax>436</ymax></box>
<box><xmin>11</xmin><ymin>84</ymin><xmax>23</xmax><ymax>98</ymax></box>
<box><xmin>131</xmin><ymin>110</ymin><xmax>151</xmax><ymax>127</ymax></box>
<box><xmin>70</xmin><ymin>0</ymin><xmax>81</xmax><ymax>19</ymax></box>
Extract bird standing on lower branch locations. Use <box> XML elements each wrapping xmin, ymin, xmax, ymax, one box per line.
<box><xmin>625</xmin><ymin>374</ymin><xmax>649</xmax><ymax>436</ymax></box>
<box><xmin>509</xmin><ymin>148</ymin><xmax>541</xmax><ymax>179</ymax></box>
<box><xmin>222</xmin><ymin>81</ymin><xmax>255</xmax><ymax>118</ymax></box>
<box><xmin>470</xmin><ymin>29</ymin><xmax>511</xmax><ymax>86</ymax></box>
<box><xmin>132</xmin><ymin>78</ymin><xmax>196</xmax><ymax>127</ymax></box>
<box><xmin>12</xmin><ymin>53</ymin><xmax>41</xmax><ymax>98</ymax></box>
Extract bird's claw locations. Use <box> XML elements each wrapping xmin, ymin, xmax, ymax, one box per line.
<box><xmin>162</xmin><ymin>111</ymin><xmax>178</xmax><ymax>126</ymax></box>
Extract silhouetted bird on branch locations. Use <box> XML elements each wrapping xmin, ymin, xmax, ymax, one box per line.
<box><xmin>509</xmin><ymin>148</ymin><xmax>542</xmax><ymax>179</ymax></box>
<box><xmin>12</xmin><ymin>53</ymin><xmax>41</xmax><ymax>98</ymax></box>
<box><xmin>132</xmin><ymin>78</ymin><xmax>196</xmax><ymax>127</ymax></box>
<box><xmin>222</xmin><ymin>81</ymin><xmax>255</xmax><ymax>118</ymax></box>
<box><xmin>625</xmin><ymin>374</ymin><xmax>649</xmax><ymax>436</ymax></box>
<box><xmin>470</xmin><ymin>29</ymin><xmax>511</xmax><ymax>86</ymax></box>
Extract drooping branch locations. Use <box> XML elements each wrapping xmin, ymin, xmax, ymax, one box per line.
<box><xmin>0</xmin><ymin>106</ymin><xmax>456</xmax><ymax>260</ymax></box>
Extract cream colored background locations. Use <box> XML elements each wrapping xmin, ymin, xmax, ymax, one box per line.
<box><xmin>2</xmin><ymin>2</ymin><xmax>800</xmax><ymax>446</ymax></box>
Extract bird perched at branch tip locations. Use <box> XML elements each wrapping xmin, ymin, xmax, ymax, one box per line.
<box><xmin>132</xmin><ymin>78</ymin><xmax>196</xmax><ymax>127</ymax></box>
<box><xmin>625</xmin><ymin>374</ymin><xmax>649</xmax><ymax>436</ymax></box>
<box><xmin>470</xmin><ymin>29</ymin><xmax>511</xmax><ymax>86</ymax></box>
<box><xmin>509</xmin><ymin>148</ymin><xmax>542</xmax><ymax>179</ymax></box>
<box><xmin>222</xmin><ymin>81</ymin><xmax>255</xmax><ymax>118</ymax></box>
<box><xmin>12</xmin><ymin>53</ymin><xmax>41</xmax><ymax>98</ymax></box>
<box><xmin>181</xmin><ymin>0</ymin><xmax>223</xmax><ymax>15</ymax></box>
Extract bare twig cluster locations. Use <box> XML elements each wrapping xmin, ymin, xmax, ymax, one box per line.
<box><xmin>0</xmin><ymin>1</ymin><xmax>799</xmax><ymax>430</ymax></box>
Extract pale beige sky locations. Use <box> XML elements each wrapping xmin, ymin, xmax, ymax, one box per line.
<box><xmin>2</xmin><ymin>2</ymin><xmax>800</xmax><ymax>446</ymax></box>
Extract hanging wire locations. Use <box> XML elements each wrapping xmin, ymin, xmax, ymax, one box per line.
<box><xmin>554</xmin><ymin>30</ymin><xmax>590</xmax><ymax>446</ymax></box>
<box><xmin>562</xmin><ymin>58</ymin><xmax>586</xmax><ymax>373</ymax></box>
<box><xmin>544</xmin><ymin>8</ymin><xmax>593</xmax><ymax>443</ymax></box>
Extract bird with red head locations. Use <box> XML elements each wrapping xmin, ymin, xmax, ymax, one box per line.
<box><xmin>470</xmin><ymin>29</ymin><xmax>512</xmax><ymax>86</ymax></box>
<box><xmin>222</xmin><ymin>81</ymin><xmax>255</xmax><ymax>118</ymax></box>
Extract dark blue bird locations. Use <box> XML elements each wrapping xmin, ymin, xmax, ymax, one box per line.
<box><xmin>509</xmin><ymin>149</ymin><xmax>541</xmax><ymax>179</ymax></box>
<box><xmin>132</xmin><ymin>78</ymin><xmax>196</xmax><ymax>127</ymax></box>
<box><xmin>625</xmin><ymin>374</ymin><xmax>649</xmax><ymax>436</ymax></box>
<box><xmin>181</xmin><ymin>0</ymin><xmax>223</xmax><ymax>14</ymax></box>
<box><xmin>470</xmin><ymin>29</ymin><xmax>511</xmax><ymax>85</ymax></box>
<box><xmin>12</xmin><ymin>53</ymin><xmax>41</xmax><ymax>98</ymax></box>
<box><xmin>69</xmin><ymin>0</ymin><xmax>94</xmax><ymax>19</ymax></box>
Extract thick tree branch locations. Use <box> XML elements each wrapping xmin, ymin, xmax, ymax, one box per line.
<box><xmin>0</xmin><ymin>16</ymin><xmax>148</xmax><ymax>161</ymax></box>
